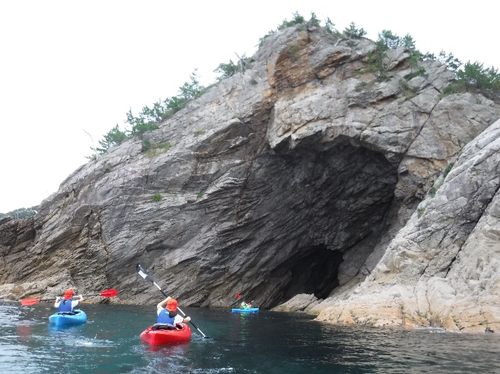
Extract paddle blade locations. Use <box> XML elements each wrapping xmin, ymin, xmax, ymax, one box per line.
<box><xmin>100</xmin><ymin>289</ymin><xmax>118</xmax><ymax>297</ymax></box>
<box><xmin>21</xmin><ymin>298</ymin><xmax>41</xmax><ymax>306</ymax></box>
<box><xmin>136</xmin><ymin>264</ymin><xmax>154</xmax><ymax>283</ymax></box>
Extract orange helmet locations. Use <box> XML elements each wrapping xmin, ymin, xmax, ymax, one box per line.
<box><xmin>166</xmin><ymin>298</ymin><xmax>178</xmax><ymax>312</ymax></box>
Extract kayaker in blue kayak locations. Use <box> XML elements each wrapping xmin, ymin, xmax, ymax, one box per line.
<box><xmin>240</xmin><ymin>301</ymin><xmax>252</xmax><ymax>309</ymax></box>
<box><xmin>156</xmin><ymin>297</ymin><xmax>191</xmax><ymax>328</ymax></box>
<box><xmin>54</xmin><ymin>289</ymin><xmax>83</xmax><ymax>313</ymax></box>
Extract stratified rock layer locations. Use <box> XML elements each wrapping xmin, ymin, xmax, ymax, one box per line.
<box><xmin>1</xmin><ymin>25</ymin><xmax>500</xmax><ymax>331</ymax></box>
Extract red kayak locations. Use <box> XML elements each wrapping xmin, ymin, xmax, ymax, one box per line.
<box><xmin>140</xmin><ymin>323</ymin><xmax>192</xmax><ymax>346</ymax></box>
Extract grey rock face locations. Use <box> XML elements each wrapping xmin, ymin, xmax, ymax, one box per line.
<box><xmin>1</xmin><ymin>26</ymin><xmax>500</xmax><ymax>331</ymax></box>
<box><xmin>315</xmin><ymin>119</ymin><xmax>500</xmax><ymax>332</ymax></box>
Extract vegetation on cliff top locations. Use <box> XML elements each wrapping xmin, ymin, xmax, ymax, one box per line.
<box><xmin>87</xmin><ymin>70</ymin><xmax>206</xmax><ymax>158</ymax></box>
<box><xmin>0</xmin><ymin>206</ymin><xmax>38</xmax><ymax>219</ymax></box>
<box><xmin>86</xmin><ymin>11</ymin><xmax>500</xmax><ymax>158</ymax></box>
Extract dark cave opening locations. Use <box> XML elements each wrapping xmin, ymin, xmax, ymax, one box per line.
<box><xmin>235</xmin><ymin>134</ymin><xmax>399</xmax><ymax>308</ymax></box>
<box><xmin>253</xmin><ymin>135</ymin><xmax>399</xmax><ymax>308</ymax></box>
<box><xmin>282</xmin><ymin>245</ymin><xmax>343</xmax><ymax>300</ymax></box>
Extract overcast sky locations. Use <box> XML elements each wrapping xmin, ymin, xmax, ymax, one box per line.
<box><xmin>1</xmin><ymin>0</ymin><xmax>498</xmax><ymax>213</ymax></box>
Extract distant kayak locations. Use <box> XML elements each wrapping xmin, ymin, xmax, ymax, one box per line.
<box><xmin>140</xmin><ymin>324</ymin><xmax>192</xmax><ymax>346</ymax></box>
<box><xmin>48</xmin><ymin>309</ymin><xmax>87</xmax><ymax>326</ymax></box>
<box><xmin>232</xmin><ymin>307</ymin><xmax>259</xmax><ymax>313</ymax></box>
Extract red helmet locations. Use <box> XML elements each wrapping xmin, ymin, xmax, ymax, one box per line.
<box><xmin>64</xmin><ymin>289</ymin><xmax>75</xmax><ymax>300</ymax></box>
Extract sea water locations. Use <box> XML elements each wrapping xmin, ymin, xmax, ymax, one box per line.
<box><xmin>0</xmin><ymin>303</ymin><xmax>499</xmax><ymax>373</ymax></box>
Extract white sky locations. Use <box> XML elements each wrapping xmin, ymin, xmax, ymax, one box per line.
<box><xmin>0</xmin><ymin>0</ymin><xmax>498</xmax><ymax>213</ymax></box>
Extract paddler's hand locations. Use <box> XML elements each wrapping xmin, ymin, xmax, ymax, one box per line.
<box><xmin>184</xmin><ymin>316</ymin><xmax>191</xmax><ymax>323</ymax></box>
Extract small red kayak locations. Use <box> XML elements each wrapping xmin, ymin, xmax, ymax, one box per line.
<box><xmin>140</xmin><ymin>324</ymin><xmax>192</xmax><ymax>346</ymax></box>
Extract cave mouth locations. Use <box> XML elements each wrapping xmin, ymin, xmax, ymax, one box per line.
<box><xmin>255</xmin><ymin>134</ymin><xmax>398</xmax><ymax>308</ymax></box>
<box><xmin>281</xmin><ymin>244</ymin><xmax>343</xmax><ymax>300</ymax></box>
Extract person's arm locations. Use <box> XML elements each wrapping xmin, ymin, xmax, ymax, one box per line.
<box><xmin>72</xmin><ymin>296</ymin><xmax>81</xmax><ymax>308</ymax></box>
<box><xmin>157</xmin><ymin>297</ymin><xmax>170</xmax><ymax>314</ymax></box>
<box><xmin>174</xmin><ymin>315</ymin><xmax>191</xmax><ymax>325</ymax></box>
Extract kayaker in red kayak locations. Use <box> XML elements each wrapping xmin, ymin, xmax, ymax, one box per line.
<box><xmin>54</xmin><ymin>289</ymin><xmax>84</xmax><ymax>313</ymax></box>
<box><xmin>156</xmin><ymin>297</ymin><xmax>191</xmax><ymax>328</ymax></box>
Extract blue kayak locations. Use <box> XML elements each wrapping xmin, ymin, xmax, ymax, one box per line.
<box><xmin>49</xmin><ymin>309</ymin><xmax>87</xmax><ymax>326</ymax></box>
<box><xmin>232</xmin><ymin>307</ymin><xmax>259</xmax><ymax>313</ymax></box>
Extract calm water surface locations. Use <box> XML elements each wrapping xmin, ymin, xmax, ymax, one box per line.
<box><xmin>0</xmin><ymin>303</ymin><xmax>499</xmax><ymax>373</ymax></box>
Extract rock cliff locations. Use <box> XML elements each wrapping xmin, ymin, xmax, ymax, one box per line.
<box><xmin>1</xmin><ymin>24</ymin><xmax>500</xmax><ymax>331</ymax></box>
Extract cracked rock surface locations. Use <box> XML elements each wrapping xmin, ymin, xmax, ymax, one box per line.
<box><xmin>1</xmin><ymin>26</ymin><xmax>500</xmax><ymax>331</ymax></box>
